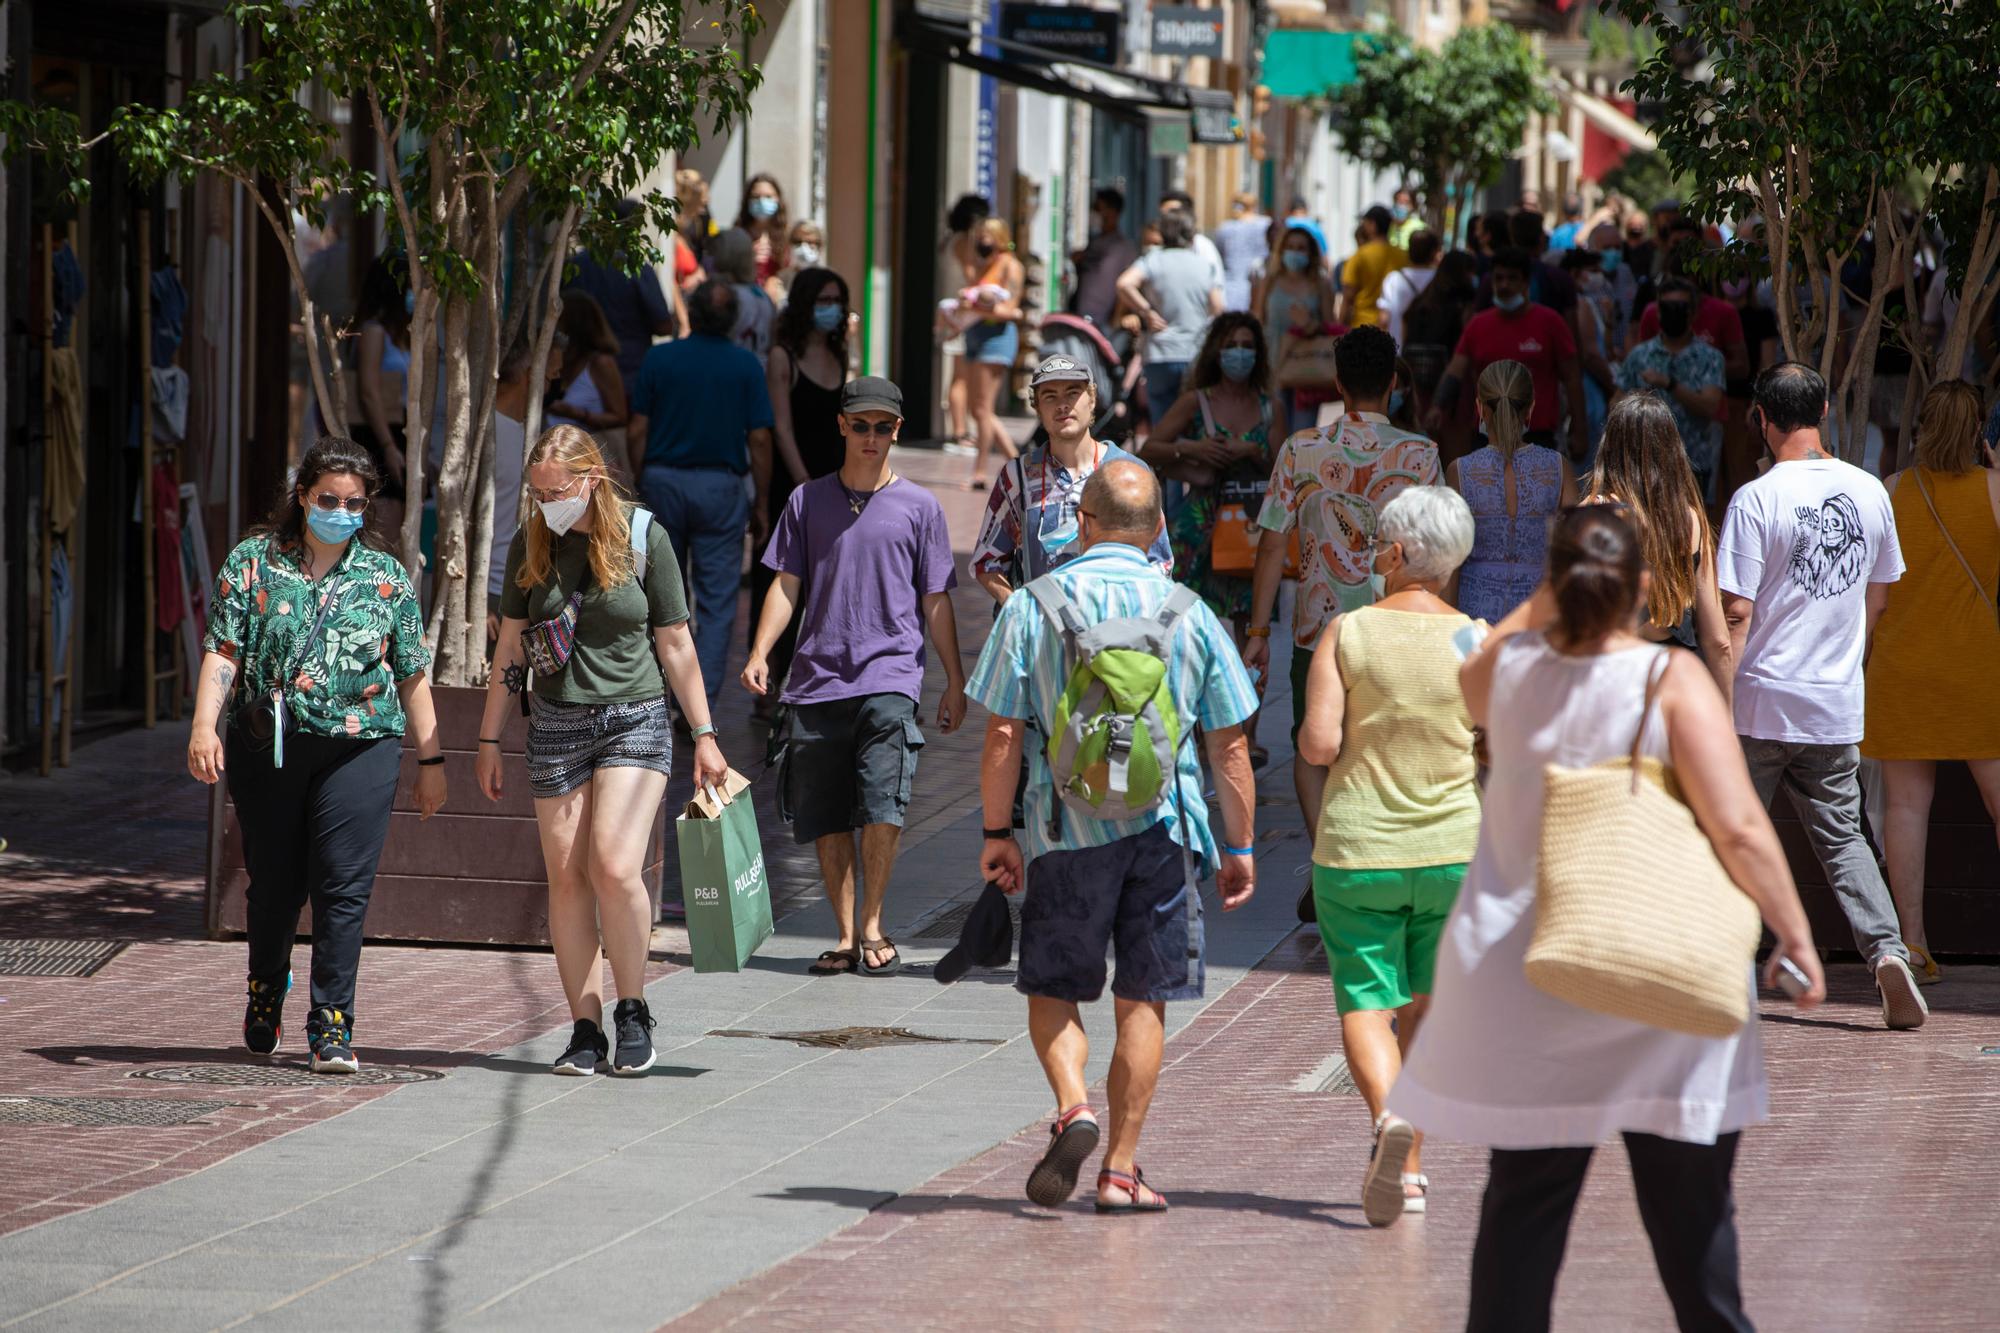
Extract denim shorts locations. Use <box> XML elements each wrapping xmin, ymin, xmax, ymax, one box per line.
<box><xmin>781</xmin><ymin>692</ymin><xmax>924</xmax><ymax>843</ymax></box>
<box><xmin>1017</xmin><ymin>823</ymin><xmax>1205</xmax><ymax>1005</ymax></box>
<box><xmin>525</xmin><ymin>695</ymin><xmax>672</xmax><ymax>799</ymax></box>
<box><xmin>964</xmin><ymin>319</ymin><xmax>1019</xmax><ymax>367</ymax></box>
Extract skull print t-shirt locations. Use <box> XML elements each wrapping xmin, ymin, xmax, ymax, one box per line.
<box><xmin>1716</xmin><ymin>457</ymin><xmax>1903</xmax><ymax>744</ymax></box>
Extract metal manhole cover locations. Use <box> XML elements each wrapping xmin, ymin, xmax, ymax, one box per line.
<box><xmin>131</xmin><ymin>1064</ymin><xmax>443</xmax><ymax>1087</ymax></box>
<box><xmin>0</xmin><ymin>938</ymin><xmax>130</xmax><ymax>977</ymax></box>
<box><xmin>1290</xmin><ymin>1055</ymin><xmax>1360</xmax><ymax>1096</ymax></box>
<box><xmin>707</xmin><ymin>1026</ymin><xmax>1004</xmax><ymax>1050</ymax></box>
<box><xmin>916</xmin><ymin>898</ymin><xmax>1022</xmax><ymax>940</ymax></box>
<box><xmin>0</xmin><ymin>1096</ymin><xmax>248</xmax><ymax>1127</ymax></box>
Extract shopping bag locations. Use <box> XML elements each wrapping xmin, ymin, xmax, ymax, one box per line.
<box><xmin>676</xmin><ymin>767</ymin><xmax>774</xmax><ymax>973</ymax></box>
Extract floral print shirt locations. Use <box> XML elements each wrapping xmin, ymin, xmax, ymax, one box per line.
<box><xmin>204</xmin><ymin>535</ymin><xmax>431</xmax><ymax>740</ymax></box>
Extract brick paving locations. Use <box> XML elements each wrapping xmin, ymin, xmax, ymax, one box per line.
<box><xmin>672</xmin><ymin>943</ymin><xmax>2000</xmax><ymax>1332</ymax></box>
<box><xmin>0</xmin><ymin>444</ymin><xmax>1000</xmax><ymax>1241</ymax></box>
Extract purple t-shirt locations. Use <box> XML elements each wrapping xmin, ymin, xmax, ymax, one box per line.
<box><xmin>763</xmin><ymin>474</ymin><xmax>958</xmax><ymax>704</ymax></box>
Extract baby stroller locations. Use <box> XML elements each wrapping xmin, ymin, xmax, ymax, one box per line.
<box><xmin>1033</xmin><ymin>312</ymin><xmax>1131</xmax><ymax>447</ymax></box>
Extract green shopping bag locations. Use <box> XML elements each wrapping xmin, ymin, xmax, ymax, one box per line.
<box><xmin>676</xmin><ymin>767</ymin><xmax>774</xmax><ymax>973</ymax></box>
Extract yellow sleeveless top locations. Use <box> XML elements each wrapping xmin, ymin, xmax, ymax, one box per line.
<box><xmin>1863</xmin><ymin>467</ymin><xmax>2000</xmax><ymax>759</ymax></box>
<box><xmin>1314</xmin><ymin>606</ymin><xmax>1483</xmax><ymax>870</ymax></box>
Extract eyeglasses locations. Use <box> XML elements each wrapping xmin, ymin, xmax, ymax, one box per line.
<box><xmin>310</xmin><ymin>492</ymin><xmax>369</xmax><ymax>514</ymax></box>
<box><xmin>526</xmin><ymin>474</ymin><xmax>590</xmax><ymax>504</ymax></box>
<box><xmin>844</xmin><ymin>419</ymin><xmax>899</xmax><ymax>436</ymax></box>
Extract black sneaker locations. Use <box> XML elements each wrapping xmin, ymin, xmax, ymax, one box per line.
<box><xmin>243</xmin><ymin>971</ymin><xmax>290</xmax><ymax>1055</ymax></box>
<box><xmin>307</xmin><ymin>1006</ymin><xmax>360</xmax><ymax>1075</ymax></box>
<box><xmin>553</xmin><ymin>1019</ymin><xmax>609</xmax><ymax>1076</ymax></box>
<box><xmin>609</xmin><ymin>997</ymin><xmax>657</xmax><ymax>1076</ymax></box>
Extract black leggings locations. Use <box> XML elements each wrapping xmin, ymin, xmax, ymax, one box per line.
<box><xmin>226</xmin><ymin>730</ymin><xmax>401</xmax><ymax>1031</ymax></box>
<box><xmin>1468</xmin><ymin>1132</ymin><xmax>1751</xmax><ymax>1333</ymax></box>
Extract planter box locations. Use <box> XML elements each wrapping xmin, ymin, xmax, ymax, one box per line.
<box><xmin>1773</xmin><ymin>760</ymin><xmax>1998</xmax><ymax>956</ymax></box>
<box><xmin>206</xmin><ymin>685</ymin><xmax>667</xmax><ymax>946</ymax></box>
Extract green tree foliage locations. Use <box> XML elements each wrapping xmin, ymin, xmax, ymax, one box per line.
<box><xmin>1616</xmin><ymin>0</ymin><xmax>2000</xmax><ymax>462</ymax></box>
<box><xmin>1598</xmin><ymin>150</ymin><xmax>1688</xmax><ymax>216</ymax></box>
<box><xmin>1332</xmin><ymin>24</ymin><xmax>1554</xmax><ymax>238</ymax></box>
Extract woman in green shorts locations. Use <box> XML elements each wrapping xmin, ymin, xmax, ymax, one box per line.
<box><xmin>1296</xmin><ymin>484</ymin><xmax>1480</xmax><ymax>1228</ymax></box>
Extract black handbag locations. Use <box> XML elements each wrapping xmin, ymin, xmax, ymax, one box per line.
<box><xmin>231</xmin><ymin>562</ymin><xmax>350</xmax><ymax>758</ymax></box>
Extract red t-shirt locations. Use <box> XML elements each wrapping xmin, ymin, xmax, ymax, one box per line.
<box><xmin>1454</xmin><ymin>304</ymin><xmax>1577</xmax><ymax>432</ymax></box>
<box><xmin>1635</xmin><ymin>294</ymin><xmax>1745</xmax><ymax>356</ymax></box>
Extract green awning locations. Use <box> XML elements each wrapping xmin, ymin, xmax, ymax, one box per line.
<box><xmin>1259</xmin><ymin>29</ymin><xmax>1358</xmax><ymax>100</ymax></box>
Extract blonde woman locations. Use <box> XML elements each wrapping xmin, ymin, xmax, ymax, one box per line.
<box><xmin>1448</xmin><ymin>359</ymin><xmax>1578</xmax><ymax>622</ymax></box>
<box><xmin>961</xmin><ymin>215</ymin><xmax>1026</xmax><ymax>489</ymax></box>
<box><xmin>477</xmin><ymin>426</ymin><xmax>729</xmax><ymax>1077</ymax></box>
<box><xmin>1587</xmin><ymin>393</ymin><xmax>1733</xmax><ymax>703</ymax></box>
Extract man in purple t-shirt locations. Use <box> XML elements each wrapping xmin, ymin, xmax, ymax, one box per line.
<box><xmin>743</xmin><ymin>377</ymin><xmax>968</xmax><ymax>977</ymax></box>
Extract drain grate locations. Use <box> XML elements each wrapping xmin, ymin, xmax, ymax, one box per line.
<box><xmin>131</xmin><ymin>1064</ymin><xmax>443</xmax><ymax>1088</ymax></box>
<box><xmin>1290</xmin><ymin>1054</ymin><xmax>1360</xmax><ymax>1095</ymax></box>
<box><xmin>0</xmin><ymin>1095</ymin><xmax>247</xmax><ymax>1128</ymax></box>
<box><xmin>707</xmin><ymin>1026</ymin><xmax>1005</xmax><ymax>1051</ymax></box>
<box><xmin>915</xmin><ymin>898</ymin><xmax>1022</xmax><ymax>940</ymax></box>
<box><xmin>0</xmin><ymin>938</ymin><xmax>130</xmax><ymax>978</ymax></box>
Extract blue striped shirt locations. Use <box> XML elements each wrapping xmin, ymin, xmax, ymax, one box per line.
<box><xmin>968</xmin><ymin>543</ymin><xmax>1260</xmax><ymax>870</ymax></box>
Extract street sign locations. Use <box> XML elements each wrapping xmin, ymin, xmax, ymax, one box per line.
<box><xmin>1187</xmin><ymin>89</ymin><xmax>1239</xmax><ymax>145</ymax></box>
<box><xmin>1147</xmin><ymin>113</ymin><xmax>1190</xmax><ymax>158</ymax></box>
<box><xmin>1151</xmin><ymin>6</ymin><xmax>1225</xmax><ymax>60</ymax></box>
<box><xmin>997</xmin><ymin>3</ymin><xmax>1123</xmax><ymax>66</ymax></box>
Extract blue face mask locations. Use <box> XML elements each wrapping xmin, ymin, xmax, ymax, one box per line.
<box><xmin>1219</xmin><ymin>347</ymin><xmax>1258</xmax><ymax>381</ymax></box>
<box><xmin>1282</xmin><ymin>250</ymin><xmax>1310</xmax><ymax>273</ymax></box>
<box><xmin>1389</xmin><ymin>389</ymin><xmax>1407</xmax><ymax>417</ymax></box>
<box><xmin>307</xmin><ymin>505</ymin><xmax>366</xmax><ymax>545</ymax></box>
<box><xmin>750</xmin><ymin>195</ymin><xmax>779</xmax><ymax>219</ymax></box>
<box><xmin>1391</xmin><ymin>204</ymin><xmax>1410</xmax><ymax>222</ymax></box>
<box><xmin>813</xmin><ymin>303</ymin><xmax>844</xmax><ymax>332</ymax></box>
<box><xmin>403</xmin><ymin>289</ymin><xmax>416</xmax><ymax>316</ymax></box>
<box><xmin>1495</xmin><ymin>293</ymin><xmax>1526</xmax><ymax>313</ymax></box>
<box><xmin>1600</xmin><ymin>250</ymin><xmax>1622</xmax><ymax>274</ymax></box>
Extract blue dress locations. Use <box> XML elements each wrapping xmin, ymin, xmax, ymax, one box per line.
<box><xmin>1455</xmin><ymin>444</ymin><xmax>1565</xmax><ymax>623</ymax></box>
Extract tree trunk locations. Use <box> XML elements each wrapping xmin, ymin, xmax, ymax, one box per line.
<box><xmin>522</xmin><ymin>205</ymin><xmax>580</xmax><ymax>453</ymax></box>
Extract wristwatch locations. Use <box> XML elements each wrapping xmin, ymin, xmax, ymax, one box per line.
<box><xmin>689</xmin><ymin>723</ymin><xmax>717</xmax><ymax>739</ymax></box>
<box><xmin>1244</xmin><ymin>626</ymin><xmax>1271</xmax><ymax>639</ymax></box>
<box><xmin>982</xmin><ymin>827</ymin><xmax>1015</xmax><ymax>841</ymax></box>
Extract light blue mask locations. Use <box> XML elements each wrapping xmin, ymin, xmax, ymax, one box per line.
<box><xmin>749</xmin><ymin>195</ymin><xmax>779</xmax><ymax>219</ymax></box>
<box><xmin>1600</xmin><ymin>249</ymin><xmax>1622</xmax><ymax>274</ymax></box>
<box><xmin>813</xmin><ymin>303</ymin><xmax>844</xmax><ymax>332</ymax></box>
<box><xmin>1389</xmin><ymin>389</ymin><xmax>1407</xmax><ymax>417</ymax></box>
<box><xmin>1219</xmin><ymin>347</ymin><xmax>1258</xmax><ymax>381</ymax></box>
<box><xmin>403</xmin><ymin>289</ymin><xmax>416</xmax><ymax>316</ymax></box>
<box><xmin>1040</xmin><ymin>508</ymin><xmax>1079</xmax><ymax>557</ymax></box>
<box><xmin>307</xmin><ymin>506</ymin><xmax>366</xmax><ymax>544</ymax></box>
<box><xmin>1282</xmin><ymin>250</ymin><xmax>1310</xmax><ymax>273</ymax></box>
<box><xmin>1495</xmin><ymin>293</ymin><xmax>1527</xmax><ymax>313</ymax></box>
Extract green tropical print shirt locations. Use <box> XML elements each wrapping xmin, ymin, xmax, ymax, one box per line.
<box><xmin>204</xmin><ymin>535</ymin><xmax>432</xmax><ymax>740</ymax></box>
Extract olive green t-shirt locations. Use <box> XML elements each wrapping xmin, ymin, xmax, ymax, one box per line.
<box><xmin>498</xmin><ymin>508</ymin><xmax>689</xmax><ymax>704</ymax></box>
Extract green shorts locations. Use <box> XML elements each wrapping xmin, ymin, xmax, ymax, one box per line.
<box><xmin>1312</xmin><ymin>862</ymin><xmax>1467</xmax><ymax>1015</ymax></box>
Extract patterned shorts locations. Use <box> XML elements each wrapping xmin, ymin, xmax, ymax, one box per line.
<box><xmin>525</xmin><ymin>695</ymin><xmax>672</xmax><ymax>799</ymax></box>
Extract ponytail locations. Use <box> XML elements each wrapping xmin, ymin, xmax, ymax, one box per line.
<box><xmin>1476</xmin><ymin>359</ymin><xmax>1534</xmax><ymax>459</ymax></box>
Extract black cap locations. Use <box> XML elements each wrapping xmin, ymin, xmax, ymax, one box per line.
<box><xmin>841</xmin><ymin>376</ymin><xmax>903</xmax><ymax>416</ymax></box>
<box><xmin>1362</xmin><ymin>204</ymin><xmax>1396</xmax><ymax>235</ymax></box>
<box><xmin>933</xmin><ymin>882</ymin><xmax>1014</xmax><ymax>985</ymax></box>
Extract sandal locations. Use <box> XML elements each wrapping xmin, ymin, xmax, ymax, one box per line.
<box><xmin>1025</xmin><ymin>1104</ymin><xmax>1100</xmax><ymax>1208</ymax></box>
<box><xmin>1401</xmin><ymin>1171</ymin><xmax>1429</xmax><ymax>1215</ymax></box>
<box><xmin>808</xmin><ymin>949</ymin><xmax>856</xmax><ymax>976</ymax></box>
<box><xmin>1363</xmin><ymin>1114</ymin><xmax>1416</xmax><ymax>1229</ymax></box>
<box><xmin>859</xmin><ymin>937</ymin><xmax>903</xmax><ymax>977</ymax></box>
<box><xmin>1906</xmin><ymin>942</ymin><xmax>1943</xmax><ymax>986</ymax></box>
<box><xmin>1094</xmin><ymin>1165</ymin><xmax>1169</xmax><ymax>1214</ymax></box>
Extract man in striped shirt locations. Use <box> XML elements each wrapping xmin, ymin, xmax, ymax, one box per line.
<box><xmin>969</xmin><ymin>460</ymin><xmax>1260</xmax><ymax>1215</ymax></box>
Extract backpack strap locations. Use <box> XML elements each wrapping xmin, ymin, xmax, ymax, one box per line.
<box><xmin>1026</xmin><ymin>577</ymin><xmax>1089</xmax><ymax>645</ymax></box>
<box><xmin>1195</xmin><ymin>389</ymin><xmax>1217</xmax><ymax>440</ymax></box>
<box><xmin>1152</xmin><ymin>584</ymin><xmax>1201</xmax><ymax>640</ymax></box>
<box><xmin>629</xmin><ymin>507</ymin><xmax>653</xmax><ymax>582</ymax></box>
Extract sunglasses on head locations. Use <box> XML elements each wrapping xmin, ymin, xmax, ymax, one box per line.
<box><xmin>844</xmin><ymin>418</ymin><xmax>899</xmax><ymax>436</ymax></box>
<box><xmin>309</xmin><ymin>492</ymin><xmax>369</xmax><ymax>514</ymax></box>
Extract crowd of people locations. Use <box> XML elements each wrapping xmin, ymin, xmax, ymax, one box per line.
<box><xmin>188</xmin><ymin>174</ymin><xmax>1999</xmax><ymax>1332</ymax></box>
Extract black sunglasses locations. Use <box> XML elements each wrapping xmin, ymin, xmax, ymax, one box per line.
<box><xmin>309</xmin><ymin>492</ymin><xmax>369</xmax><ymax>515</ymax></box>
<box><xmin>844</xmin><ymin>419</ymin><xmax>899</xmax><ymax>436</ymax></box>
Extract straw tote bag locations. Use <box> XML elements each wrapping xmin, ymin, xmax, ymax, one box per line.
<box><xmin>1525</xmin><ymin>651</ymin><xmax>1762</xmax><ymax>1038</ymax></box>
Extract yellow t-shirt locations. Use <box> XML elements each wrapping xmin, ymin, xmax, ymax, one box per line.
<box><xmin>1341</xmin><ymin>240</ymin><xmax>1409</xmax><ymax>328</ymax></box>
<box><xmin>1313</xmin><ymin>606</ymin><xmax>1482</xmax><ymax>870</ymax></box>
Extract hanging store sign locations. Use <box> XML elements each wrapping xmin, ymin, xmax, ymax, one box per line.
<box><xmin>1187</xmin><ymin>89</ymin><xmax>1239</xmax><ymax>145</ymax></box>
<box><xmin>1151</xmin><ymin>6</ymin><xmax>1225</xmax><ymax>60</ymax></box>
<box><xmin>997</xmin><ymin>3</ymin><xmax>1123</xmax><ymax>67</ymax></box>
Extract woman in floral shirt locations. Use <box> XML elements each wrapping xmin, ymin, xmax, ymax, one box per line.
<box><xmin>187</xmin><ymin>436</ymin><xmax>444</xmax><ymax>1076</ymax></box>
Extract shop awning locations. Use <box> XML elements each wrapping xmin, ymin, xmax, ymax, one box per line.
<box><xmin>1549</xmin><ymin>76</ymin><xmax>1657</xmax><ymax>153</ymax></box>
<box><xmin>900</xmin><ymin>14</ymin><xmax>1189</xmax><ymax>119</ymax></box>
<box><xmin>1258</xmin><ymin>29</ymin><xmax>1359</xmax><ymax>100</ymax></box>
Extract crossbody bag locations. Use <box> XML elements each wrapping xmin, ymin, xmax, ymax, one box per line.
<box><xmin>232</xmin><ymin>546</ymin><xmax>352</xmax><ymax>768</ymax></box>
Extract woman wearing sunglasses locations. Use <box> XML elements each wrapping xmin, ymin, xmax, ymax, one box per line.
<box><xmin>478</xmin><ymin>425</ymin><xmax>729</xmax><ymax>1076</ymax></box>
<box><xmin>188</xmin><ymin>435</ymin><xmax>445</xmax><ymax>1075</ymax></box>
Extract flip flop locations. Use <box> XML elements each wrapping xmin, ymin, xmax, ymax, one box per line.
<box><xmin>808</xmin><ymin>949</ymin><xmax>856</xmax><ymax>976</ymax></box>
<box><xmin>1025</xmin><ymin>1105</ymin><xmax>1100</xmax><ymax>1208</ymax></box>
<box><xmin>859</xmin><ymin>937</ymin><xmax>903</xmax><ymax>977</ymax></box>
<box><xmin>1094</xmin><ymin>1165</ymin><xmax>1168</xmax><ymax>1214</ymax></box>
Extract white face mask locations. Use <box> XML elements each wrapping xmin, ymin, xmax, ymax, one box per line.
<box><xmin>793</xmin><ymin>243</ymin><xmax>822</xmax><ymax>267</ymax></box>
<box><xmin>538</xmin><ymin>483</ymin><xmax>591</xmax><ymax>536</ymax></box>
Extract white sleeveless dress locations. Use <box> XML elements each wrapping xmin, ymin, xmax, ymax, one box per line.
<box><xmin>1389</xmin><ymin>633</ymin><xmax>1769</xmax><ymax>1148</ymax></box>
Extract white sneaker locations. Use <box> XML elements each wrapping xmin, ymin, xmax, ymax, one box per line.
<box><xmin>1363</xmin><ymin>1114</ymin><xmax>1416</xmax><ymax>1228</ymax></box>
<box><xmin>941</xmin><ymin>441</ymin><xmax>977</xmax><ymax>457</ymax></box>
<box><xmin>1876</xmin><ymin>955</ymin><xmax>1929</xmax><ymax>1031</ymax></box>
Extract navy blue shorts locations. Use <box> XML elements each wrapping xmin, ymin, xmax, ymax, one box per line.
<box><xmin>1017</xmin><ymin>823</ymin><xmax>1205</xmax><ymax>1005</ymax></box>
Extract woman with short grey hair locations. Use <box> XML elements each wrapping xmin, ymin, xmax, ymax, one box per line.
<box><xmin>1295</xmin><ymin>484</ymin><xmax>1481</xmax><ymax>1226</ymax></box>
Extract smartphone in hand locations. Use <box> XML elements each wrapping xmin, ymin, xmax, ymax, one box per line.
<box><xmin>1773</xmin><ymin>955</ymin><xmax>1812</xmax><ymax>1002</ymax></box>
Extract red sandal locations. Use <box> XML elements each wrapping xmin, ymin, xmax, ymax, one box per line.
<box><xmin>1024</xmin><ymin>1104</ymin><xmax>1100</xmax><ymax>1208</ymax></box>
<box><xmin>1094</xmin><ymin>1165</ymin><xmax>1168</xmax><ymax>1214</ymax></box>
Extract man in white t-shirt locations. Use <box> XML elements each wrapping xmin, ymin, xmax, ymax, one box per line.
<box><xmin>484</xmin><ymin>337</ymin><xmax>564</xmax><ymax>633</ymax></box>
<box><xmin>1716</xmin><ymin>362</ymin><xmax>1925</xmax><ymax>1030</ymax></box>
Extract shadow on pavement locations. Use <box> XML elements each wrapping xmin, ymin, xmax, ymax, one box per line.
<box><xmin>765</xmin><ymin>1185</ymin><xmax>1371</xmax><ymax>1229</ymax></box>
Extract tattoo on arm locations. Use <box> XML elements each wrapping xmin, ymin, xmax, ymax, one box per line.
<box><xmin>212</xmin><ymin>664</ymin><xmax>235</xmax><ymax>720</ymax></box>
<box><xmin>502</xmin><ymin>662</ymin><xmax>527</xmax><ymax>695</ymax></box>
